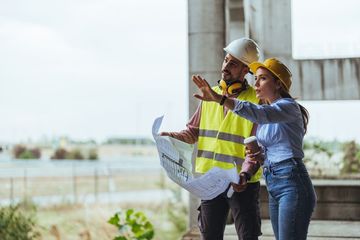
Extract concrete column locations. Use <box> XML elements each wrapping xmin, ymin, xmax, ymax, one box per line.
<box><xmin>244</xmin><ymin>0</ymin><xmax>303</xmax><ymax>97</ymax></box>
<box><xmin>188</xmin><ymin>0</ymin><xmax>225</xmax><ymax>116</ymax></box>
<box><xmin>225</xmin><ymin>0</ymin><xmax>245</xmax><ymax>43</ymax></box>
<box><xmin>244</xmin><ymin>0</ymin><xmax>292</xmax><ymax>59</ymax></box>
<box><xmin>243</xmin><ymin>0</ymin><xmax>360</xmax><ymax>100</ymax></box>
<box><xmin>188</xmin><ymin>0</ymin><xmax>225</xmax><ymax>228</ymax></box>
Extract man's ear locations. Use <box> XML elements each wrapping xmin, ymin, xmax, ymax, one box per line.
<box><xmin>242</xmin><ymin>66</ymin><xmax>250</xmax><ymax>75</ymax></box>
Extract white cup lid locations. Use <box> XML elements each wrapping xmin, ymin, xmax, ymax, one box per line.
<box><xmin>244</xmin><ymin>136</ymin><xmax>257</xmax><ymax>144</ymax></box>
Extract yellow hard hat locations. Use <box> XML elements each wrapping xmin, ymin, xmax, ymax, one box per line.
<box><xmin>249</xmin><ymin>58</ymin><xmax>292</xmax><ymax>92</ymax></box>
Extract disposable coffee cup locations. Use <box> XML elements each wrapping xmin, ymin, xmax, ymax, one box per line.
<box><xmin>244</xmin><ymin>136</ymin><xmax>260</xmax><ymax>153</ymax></box>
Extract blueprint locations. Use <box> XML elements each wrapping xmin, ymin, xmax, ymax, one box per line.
<box><xmin>152</xmin><ymin>116</ymin><xmax>239</xmax><ymax>200</ymax></box>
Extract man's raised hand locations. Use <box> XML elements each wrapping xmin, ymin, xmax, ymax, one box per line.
<box><xmin>192</xmin><ymin>75</ymin><xmax>220</xmax><ymax>102</ymax></box>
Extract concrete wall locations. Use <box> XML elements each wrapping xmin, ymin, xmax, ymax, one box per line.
<box><xmin>225</xmin><ymin>0</ymin><xmax>245</xmax><ymax>43</ymax></box>
<box><xmin>243</xmin><ymin>0</ymin><xmax>360</xmax><ymax>100</ymax></box>
<box><xmin>260</xmin><ymin>180</ymin><xmax>360</xmax><ymax>220</ymax></box>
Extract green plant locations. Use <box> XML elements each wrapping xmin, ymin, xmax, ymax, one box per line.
<box><xmin>342</xmin><ymin>141</ymin><xmax>360</xmax><ymax>174</ymax></box>
<box><xmin>13</xmin><ymin>145</ymin><xmax>41</xmax><ymax>159</ymax></box>
<box><xmin>51</xmin><ymin>148</ymin><xmax>86</xmax><ymax>160</ymax></box>
<box><xmin>18</xmin><ymin>150</ymin><xmax>35</xmax><ymax>159</ymax></box>
<box><xmin>88</xmin><ymin>148</ymin><xmax>98</xmax><ymax>160</ymax></box>
<box><xmin>0</xmin><ymin>204</ymin><xmax>40</xmax><ymax>240</ymax></box>
<box><xmin>303</xmin><ymin>140</ymin><xmax>340</xmax><ymax>177</ymax></box>
<box><xmin>66</xmin><ymin>149</ymin><xmax>84</xmax><ymax>160</ymax></box>
<box><xmin>313</xmin><ymin>142</ymin><xmax>333</xmax><ymax>158</ymax></box>
<box><xmin>108</xmin><ymin>209</ymin><xmax>154</xmax><ymax>240</ymax></box>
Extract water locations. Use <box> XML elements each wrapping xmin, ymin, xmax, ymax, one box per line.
<box><xmin>0</xmin><ymin>155</ymin><xmax>161</xmax><ymax>178</ymax></box>
<box><xmin>0</xmin><ymin>189</ymin><xmax>173</xmax><ymax>207</ymax></box>
<box><xmin>0</xmin><ymin>155</ymin><xmax>180</xmax><ymax>206</ymax></box>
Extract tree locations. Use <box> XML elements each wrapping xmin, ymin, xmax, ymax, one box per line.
<box><xmin>66</xmin><ymin>149</ymin><xmax>84</xmax><ymax>160</ymax></box>
<box><xmin>12</xmin><ymin>145</ymin><xmax>41</xmax><ymax>159</ymax></box>
<box><xmin>51</xmin><ymin>148</ymin><xmax>68</xmax><ymax>160</ymax></box>
<box><xmin>88</xmin><ymin>148</ymin><xmax>98</xmax><ymax>160</ymax></box>
<box><xmin>13</xmin><ymin>145</ymin><xmax>27</xmax><ymax>158</ymax></box>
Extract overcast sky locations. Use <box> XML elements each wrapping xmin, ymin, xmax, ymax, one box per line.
<box><xmin>0</xmin><ymin>0</ymin><xmax>188</xmax><ymax>143</ymax></box>
<box><xmin>0</xmin><ymin>0</ymin><xmax>359</xmax><ymax>143</ymax></box>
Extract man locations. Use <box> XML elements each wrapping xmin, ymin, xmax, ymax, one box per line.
<box><xmin>161</xmin><ymin>38</ymin><xmax>262</xmax><ymax>240</ymax></box>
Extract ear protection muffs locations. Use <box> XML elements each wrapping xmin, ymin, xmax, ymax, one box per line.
<box><xmin>218</xmin><ymin>79</ymin><xmax>244</xmax><ymax>95</ymax></box>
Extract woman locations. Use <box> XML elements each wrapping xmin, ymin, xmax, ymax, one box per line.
<box><xmin>192</xmin><ymin>58</ymin><xmax>316</xmax><ymax>240</ymax></box>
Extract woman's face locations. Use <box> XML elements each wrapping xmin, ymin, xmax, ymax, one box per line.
<box><xmin>254</xmin><ymin>67</ymin><xmax>282</xmax><ymax>103</ymax></box>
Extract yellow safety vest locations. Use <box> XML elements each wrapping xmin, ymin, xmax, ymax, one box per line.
<box><xmin>196</xmin><ymin>85</ymin><xmax>262</xmax><ymax>182</ymax></box>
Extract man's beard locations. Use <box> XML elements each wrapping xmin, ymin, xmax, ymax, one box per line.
<box><xmin>222</xmin><ymin>73</ymin><xmax>242</xmax><ymax>84</ymax></box>
<box><xmin>223</xmin><ymin>78</ymin><xmax>241</xmax><ymax>85</ymax></box>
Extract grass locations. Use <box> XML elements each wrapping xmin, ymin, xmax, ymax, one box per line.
<box><xmin>0</xmin><ymin>170</ymin><xmax>188</xmax><ymax>240</ymax></box>
<box><xmin>35</xmin><ymin>200</ymin><xmax>187</xmax><ymax>239</ymax></box>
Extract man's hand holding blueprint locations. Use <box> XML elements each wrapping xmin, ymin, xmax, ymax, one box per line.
<box><xmin>152</xmin><ymin>116</ymin><xmax>239</xmax><ymax>200</ymax></box>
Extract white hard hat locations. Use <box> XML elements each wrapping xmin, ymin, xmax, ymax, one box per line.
<box><xmin>224</xmin><ymin>38</ymin><xmax>260</xmax><ymax>66</ymax></box>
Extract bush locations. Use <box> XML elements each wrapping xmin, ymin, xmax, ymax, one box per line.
<box><xmin>12</xmin><ymin>145</ymin><xmax>41</xmax><ymax>159</ymax></box>
<box><xmin>66</xmin><ymin>149</ymin><xmax>84</xmax><ymax>160</ymax></box>
<box><xmin>0</xmin><ymin>205</ymin><xmax>40</xmax><ymax>240</ymax></box>
<box><xmin>30</xmin><ymin>148</ymin><xmax>41</xmax><ymax>158</ymax></box>
<box><xmin>51</xmin><ymin>148</ymin><xmax>68</xmax><ymax>160</ymax></box>
<box><xmin>51</xmin><ymin>148</ymin><xmax>87</xmax><ymax>160</ymax></box>
<box><xmin>108</xmin><ymin>209</ymin><xmax>154</xmax><ymax>240</ymax></box>
<box><xmin>342</xmin><ymin>141</ymin><xmax>360</xmax><ymax>174</ymax></box>
<box><xmin>88</xmin><ymin>148</ymin><xmax>98</xmax><ymax>160</ymax></box>
<box><xmin>13</xmin><ymin>145</ymin><xmax>26</xmax><ymax>158</ymax></box>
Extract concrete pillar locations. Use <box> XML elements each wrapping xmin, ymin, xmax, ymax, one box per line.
<box><xmin>244</xmin><ymin>0</ymin><xmax>292</xmax><ymax>59</ymax></box>
<box><xmin>188</xmin><ymin>0</ymin><xmax>225</xmax><ymax>116</ymax></box>
<box><xmin>225</xmin><ymin>0</ymin><xmax>245</xmax><ymax>43</ymax></box>
<box><xmin>243</xmin><ymin>0</ymin><xmax>360</xmax><ymax>100</ymax></box>
<box><xmin>244</xmin><ymin>0</ymin><xmax>303</xmax><ymax>97</ymax></box>
<box><xmin>188</xmin><ymin>0</ymin><xmax>225</xmax><ymax>228</ymax></box>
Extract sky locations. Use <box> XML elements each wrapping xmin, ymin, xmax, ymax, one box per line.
<box><xmin>0</xmin><ymin>0</ymin><xmax>188</xmax><ymax>143</ymax></box>
<box><xmin>0</xmin><ymin>0</ymin><xmax>359</xmax><ymax>143</ymax></box>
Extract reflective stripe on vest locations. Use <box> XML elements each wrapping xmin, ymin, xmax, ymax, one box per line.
<box><xmin>199</xmin><ymin>129</ymin><xmax>245</xmax><ymax>145</ymax></box>
<box><xmin>196</xmin><ymin>85</ymin><xmax>262</xmax><ymax>182</ymax></box>
<box><xmin>197</xmin><ymin>150</ymin><xmax>244</xmax><ymax>165</ymax></box>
